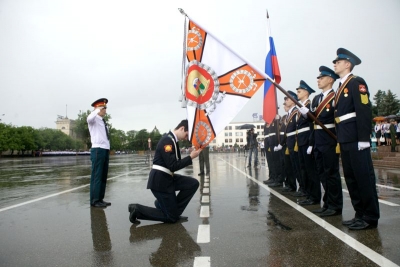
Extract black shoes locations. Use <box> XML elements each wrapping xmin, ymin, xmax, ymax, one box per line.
<box><xmin>91</xmin><ymin>201</ymin><xmax>107</xmax><ymax>208</ymax></box>
<box><xmin>101</xmin><ymin>200</ymin><xmax>111</xmax><ymax>206</ymax></box>
<box><xmin>319</xmin><ymin>209</ymin><xmax>342</xmax><ymax>217</ymax></box>
<box><xmin>128</xmin><ymin>204</ymin><xmax>141</xmax><ymax>224</ymax></box>
<box><xmin>347</xmin><ymin>219</ymin><xmax>377</xmax><ymax>230</ymax></box>
<box><xmin>312</xmin><ymin>207</ymin><xmax>327</xmax><ymax>214</ymax></box>
<box><xmin>268</xmin><ymin>182</ymin><xmax>283</xmax><ymax>187</ymax></box>
<box><xmin>179</xmin><ymin>216</ymin><xmax>189</xmax><ymax>221</ymax></box>
<box><xmin>298</xmin><ymin>199</ymin><xmax>318</xmax><ymax>206</ymax></box>
<box><xmin>154</xmin><ymin>200</ymin><xmax>161</xmax><ymax>210</ymax></box>
<box><xmin>282</xmin><ymin>187</ymin><xmax>296</xmax><ymax>192</ymax></box>
<box><xmin>292</xmin><ymin>191</ymin><xmax>308</xmax><ymax>197</ymax></box>
<box><xmin>198</xmin><ymin>172</ymin><xmax>205</xmax><ymax>176</ymax></box>
<box><xmin>247</xmin><ymin>165</ymin><xmax>251</xmax><ymax>168</ymax></box>
<box><xmin>263</xmin><ymin>180</ymin><xmax>275</xmax><ymax>185</ymax></box>
<box><xmin>342</xmin><ymin>218</ymin><xmax>358</xmax><ymax>226</ymax></box>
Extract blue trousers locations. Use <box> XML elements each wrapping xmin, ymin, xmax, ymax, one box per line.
<box><xmin>90</xmin><ymin>148</ymin><xmax>109</xmax><ymax>205</ymax></box>
<box><xmin>248</xmin><ymin>147</ymin><xmax>258</xmax><ymax>165</ymax></box>
<box><xmin>135</xmin><ymin>174</ymin><xmax>199</xmax><ymax>223</ymax></box>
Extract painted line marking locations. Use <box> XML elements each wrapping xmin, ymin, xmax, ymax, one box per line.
<box><xmin>221</xmin><ymin>158</ymin><xmax>399</xmax><ymax>267</ymax></box>
<box><xmin>200</xmin><ymin>205</ymin><xmax>210</xmax><ymax>218</ymax></box>
<box><xmin>197</xmin><ymin>225</ymin><xmax>210</xmax><ymax>243</ymax></box>
<box><xmin>0</xmin><ymin>168</ymin><xmax>148</xmax><ymax>213</ymax></box>
<box><xmin>341</xmin><ymin>176</ymin><xmax>400</xmax><ymax>191</ymax></box>
<box><xmin>194</xmin><ymin>256</ymin><xmax>211</xmax><ymax>267</ymax></box>
<box><xmin>203</xmin><ymin>188</ymin><xmax>210</xmax><ymax>194</ymax></box>
<box><xmin>201</xmin><ymin>196</ymin><xmax>210</xmax><ymax>204</ymax></box>
<box><xmin>342</xmin><ymin>189</ymin><xmax>399</xmax><ymax>207</ymax></box>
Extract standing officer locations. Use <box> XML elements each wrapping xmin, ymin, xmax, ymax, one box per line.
<box><xmin>275</xmin><ymin>91</ymin><xmax>300</xmax><ymax>194</ymax></box>
<box><xmin>333</xmin><ymin>48</ymin><xmax>379</xmax><ymax>230</ymax></box>
<box><xmin>266</xmin><ymin>115</ymin><xmax>283</xmax><ymax>187</ymax></box>
<box><xmin>87</xmin><ymin>98</ymin><xmax>111</xmax><ymax>208</ymax></box>
<box><xmin>128</xmin><ymin>120</ymin><xmax>202</xmax><ymax>224</ymax></box>
<box><xmin>296</xmin><ymin>81</ymin><xmax>319</xmax><ymax>206</ymax></box>
<box><xmin>299</xmin><ymin>66</ymin><xmax>343</xmax><ymax>216</ymax></box>
<box><xmin>198</xmin><ymin>145</ymin><xmax>210</xmax><ymax>176</ymax></box>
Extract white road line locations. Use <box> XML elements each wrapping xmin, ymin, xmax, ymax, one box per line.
<box><xmin>342</xmin><ymin>189</ymin><xmax>400</xmax><ymax>207</ymax></box>
<box><xmin>222</xmin><ymin>158</ymin><xmax>400</xmax><ymax>267</ymax></box>
<box><xmin>197</xmin><ymin>225</ymin><xmax>210</xmax><ymax>243</ymax></box>
<box><xmin>194</xmin><ymin>257</ymin><xmax>211</xmax><ymax>267</ymax></box>
<box><xmin>0</xmin><ymin>168</ymin><xmax>147</xmax><ymax>213</ymax></box>
<box><xmin>200</xmin><ymin>205</ymin><xmax>210</xmax><ymax>218</ymax></box>
<box><xmin>341</xmin><ymin>176</ymin><xmax>400</xmax><ymax>192</ymax></box>
<box><xmin>201</xmin><ymin>196</ymin><xmax>210</xmax><ymax>204</ymax></box>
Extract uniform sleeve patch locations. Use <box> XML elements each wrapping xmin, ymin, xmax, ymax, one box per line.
<box><xmin>359</xmin><ymin>85</ymin><xmax>367</xmax><ymax>93</ymax></box>
<box><xmin>361</xmin><ymin>94</ymin><xmax>369</xmax><ymax>104</ymax></box>
<box><xmin>164</xmin><ymin>145</ymin><xmax>172</xmax><ymax>152</ymax></box>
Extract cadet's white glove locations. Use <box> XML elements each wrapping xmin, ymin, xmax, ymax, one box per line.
<box><xmin>275</xmin><ymin>144</ymin><xmax>282</xmax><ymax>151</ymax></box>
<box><xmin>307</xmin><ymin>146</ymin><xmax>313</xmax><ymax>154</ymax></box>
<box><xmin>358</xmin><ymin>141</ymin><xmax>370</xmax><ymax>150</ymax></box>
<box><xmin>299</xmin><ymin>106</ymin><xmax>309</xmax><ymax>115</ymax></box>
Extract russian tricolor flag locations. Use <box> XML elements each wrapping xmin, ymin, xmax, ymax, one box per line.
<box><xmin>263</xmin><ymin>11</ymin><xmax>281</xmax><ymax>124</ymax></box>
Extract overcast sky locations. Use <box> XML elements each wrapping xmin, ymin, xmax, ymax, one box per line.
<box><xmin>1</xmin><ymin>0</ymin><xmax>399</xmax><ymax>134</ymax></box>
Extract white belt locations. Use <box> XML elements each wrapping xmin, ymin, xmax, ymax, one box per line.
<box><xmin>152</xmin><ymin>165</ymin><xmax>173</xmax><ymax>176</ymax></box>
<box><xmin>286</xmin><ymin>131</ymin><xmax>296</xmax><ymax>137</ymax></box>
<box><xmin>314</xmin><ymin>123</ymin><xmax>335</xmax><ymax>130</ymax></box>
<box><xmin>269</xmin><ymin>133</ymin><xmax>276</xmax><ymax>136</ymax></box>
<box><xmin>335</xmin><ymin>112</ymin><xmax>356</xmax><ymax>124</ymax></box>
<box><xmin>280</xmin><ymin>132</ymin><xmax>284</xmax><ymax>135</ymax></box>
<box><xmin>297</xmin><ymin>127</ymin><xmax>310</xmax><ymax>134</ymax></box>
<box><xmin>265</xmin><ymin>134</ymin><xmax>270</xmax><ymax>138</ymax></box>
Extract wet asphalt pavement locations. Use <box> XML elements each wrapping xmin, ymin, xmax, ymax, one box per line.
<box><xmin>0</xmin><ymin>153</ymin><xmax>399</xmax><ymax>267</ymax></box>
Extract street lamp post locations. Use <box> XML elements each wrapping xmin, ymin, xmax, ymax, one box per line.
<box><xmin>147</xmin><ymin>138</ymin><xmax>152</xmax><ymax>164</ymax></box>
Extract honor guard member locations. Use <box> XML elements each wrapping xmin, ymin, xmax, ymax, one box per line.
<box><xmin>263</xmin><ymin>117</ymin><xmax>282</xmax><ymax>186</ymax></box>
<box><xmin>299</xmin><ymin>66</ymin><xmax>343</xmax><ymax>216</ymax></box>
<box><xmin>333</xmin><ymin>48</ymin><xmax>379</xmax><ymax>230</ymax></box>
<box><xmin>279</xmin><ymin>104</ymin><xmax>296</xmax><ymax>192</ymax></box>
<box><xmin>275</xmin><ymin>91</ymin><xmax>300</xmax><ymax>194</ymax></box>
<box><xmin>87</xmin><ymin>98</ymin><xmax>111</xmax><ymax>208</ymax></box>
<box><xmin>296</xmin><ymin>80</ymin><xmax>319</xmax><ymax>206</ymax></box>
<box><xmin>128</xmin><ymin>120</ymin><xmax>201</xmax><ymax>224</ymax></box>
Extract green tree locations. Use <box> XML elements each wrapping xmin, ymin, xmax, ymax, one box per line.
<box><xmin>372</xmin><ymin>90</ymin><xmax>385</xmax><ymax>117</ymax></box>
<box><xmin>0</xmin><ymin>123</ymin><xmax>12</xmax><ymax>153</ymax></box>
<box><xmin>16</xmin><ymin>126</ymin><xmax>36</xmax><ymax>154</ymax></box>
<box><xmin>110</xmin><ymin>128</ymin><xmax>127</xmax><ymax>151</ymax></box>
<box><xmin>134</xmin><ymin>129</ymin><xmax>150</xmax><ymax>151</ymax></box>
<box><xmin>380</xmin><ymin>90</ymin><xmax>400</xmax><ymax>115</ymax></box>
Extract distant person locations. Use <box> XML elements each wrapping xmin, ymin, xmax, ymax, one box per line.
<box><xmin>87</xmin><ymin>98</ymin><xmax>111</xmax><ymax>208</ymax></box>
<box><xmin>374</xmin><ymin>121</ymin><xmax>382</xmax><ymax>146</ymax></box>
<box><xmin>246</xmin><ymin>128</ymin><xmax>259</xmax><ymax>167</ymax></box>
<box><xmin>128</xmin><ymin>119</ymin><xmax>202</xmax><ymax>224</ymax></box>
<box><xmin>198</xmin><ymin>145</ymin><xmax>210</xmax><ymax>176</ymax></box>
<box><xmin>332</xmin><ymin>48</ymin><xmax>379</xmax><ymax>230</ymax></box>
<box><xmin>389</xmin><ymin>119</ymin><xmax>397</xmax><ymax>152</ymax></box>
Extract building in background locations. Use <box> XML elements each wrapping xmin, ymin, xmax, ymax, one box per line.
<box><xmin>209</xmin><ymin>120</ymin><xmax>265</xmax><ymax>149</ymax></box>
<box><xmin>55</xmin><ymin>115</ymin><xmax>76</xmax><ymax>137</ymax></box>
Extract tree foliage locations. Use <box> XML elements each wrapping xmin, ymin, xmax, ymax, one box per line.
<box><xmin>372</xmin><ymin>89</ymin><xmax>400</xmax><ymax>116</ymax></box>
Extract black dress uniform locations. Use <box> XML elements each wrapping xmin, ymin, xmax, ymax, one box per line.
<box><xmin>264</xmin><ymin>119</ymin><xmax>283</xmax><ymax>186</ymax></box>
<box><xmin>279</xmin><ymin>114</ymin><xmax>295</xmax><ymax>191</ymax></box>
<box><xmin>333</xmin><ymin>48</ymin><xmax>379</xmax><ymax>229</ymax></box>
<box><xmin>283</xmin><ymin>91</ymin><xmax>301</xmax><ymax>193</ymax></box>
<box><xmin>296</xmin><ymin>80</ymin><xmax>319</xmax><ymax>204</ymax></box>
<box><xmin>310</xmin><ymin>66</ymin><xmax>343</xmax><ymax>216</ymax></box>
<box><xmin>131</xmin><ymin>131</ymin><xmax>199</xmax><ymax>223</ymax></box>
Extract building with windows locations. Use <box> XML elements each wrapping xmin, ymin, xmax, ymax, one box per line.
<box><xmin>209</xmin><ymin>120</ymin><xmax>265</xmax><ymax>149</ymax></box>
<box><xmin>55</xmin><ymin>116</ymin><xmax>76</xmax><ymax>137</ymax></box>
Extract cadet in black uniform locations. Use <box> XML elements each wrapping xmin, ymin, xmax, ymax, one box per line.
<box><xmin>275</xmin><ymin>91</ymin><xmax>301</xmax><ymax>194</ymax></box>
<box><xmin>296</xmin><ymin>81</ymin><xmax>319</xmax><ymax>206</ymax></box>
<box><xmin>263</xmin><ymin>117</ymin><xmax>282</xmax><ymax>187</ymax></box>
<box><xmin>299</xmin><ymin>66</ymin><xmax>343</xmax><ymax>216</ymax></box>
<box><xmin>333</xmin><ymin>48</ymin><xmax>379</xmax><ymax>230</ymax></box>
<box><xmin>128</xmin><ymin>120</ymin><xmax>201</xmax><ymax>224</ymax></box>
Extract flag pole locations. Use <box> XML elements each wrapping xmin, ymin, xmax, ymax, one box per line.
<box><xmin>178</xmin><ymin>8</ymin><xmax>336</xmax><ymax>141</ymax></box>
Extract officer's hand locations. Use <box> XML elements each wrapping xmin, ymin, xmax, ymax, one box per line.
<box><xmin>190</xmin><ymin>148</ymin><xmax>202</xmax><ymax>159</ymax></box>
<box><xmin>358</xmin><ymin>142</ymin><xmax>370</xmax><ymax>151</ymax></box>
<box><xmin>275</xmin><ymin>114</ymin><xmax>281</xmax><ymax>120</ymax></box>
<box><xmin>307</xmin><ymin>146</ymin><xmax>313</xmax><ymax>154</ymax></box>
<box><xmin>275</xmin><ymin>144</ymin><xmax>282</xmax><ymax>151</ymax></box>
<box><xmin>273</xmin><ymin>146</ymin><xmax>278</xmax><ymax>152</ymax></box>
<box><xmin>299</xmin><ymin>106</ymin><xmax>309</xmax><ymax>115</ymax></box>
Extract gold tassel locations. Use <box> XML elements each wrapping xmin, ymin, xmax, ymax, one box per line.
<box><xmin>285</xmin><ymin>147</ymin><xmax>289</xmax><ymax>155</ymax></box>
<box><xmin>336</xmin><ymin>143</ymin><xmax>340</xmax><ymax>154</ymax></box>
<box><xmin>294</xmin><ymin>141</ymin><xmax>298</xmax><ymax>152</ymax></box>
<box><xmin>268</xmin><ymin>148</ymin><xmax>271</xmax><ymax>152</ymax></box>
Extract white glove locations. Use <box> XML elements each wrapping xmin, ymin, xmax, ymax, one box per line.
<box><xmin>95</xmin><ymin>107</ymin><xmax>103</xmax><ymax>114</ymax></box>
<box><xmin>358</xmin><ymin>141</ymin><xmax>370</xmax><ymax>150</ymax></box>
<box><xmin>299</xmin><ymin>106</ymin><xmax>309</xmax><ymax>115</ymax></box>
<box><xmin>307</xmin><ymin>146</ymin><xmax>313</xmax><ymax>154</ymax></box>
<box><xmin>273</xmin><ymin>146</ymin><xmax>277</xmax><ymax>151</ymax></box>
<box><xmin>275</xmin><ymin>144</ymin><xmax>282</xmax><ymax>151</ymax></box>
